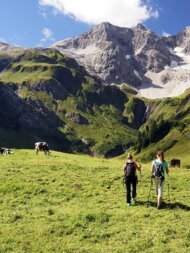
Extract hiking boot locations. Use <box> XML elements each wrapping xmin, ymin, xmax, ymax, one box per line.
<box><xmin>132</xmin><ymin>198</ymin><xmax>137</xmax><ymax>202</ymax></box>
<box><xmin>127</xmin><ymin>203</ymin><xmax>131</xmax><ymax>206</ymax></box>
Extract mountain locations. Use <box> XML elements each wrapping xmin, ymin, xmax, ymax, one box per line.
<box><xmin>52</xmin><ymin>23</ymin><xmax>190</xmax><ymax>98</ymax></box>
<box><xmin>1</xmin><ymin>23</ymin><xmax>190</xmax><ymax>158</ymax></box>
<box><xmin>0</xmin><ymin>46</ymin><xmax>140</xmax><ymax>156</ymax></box>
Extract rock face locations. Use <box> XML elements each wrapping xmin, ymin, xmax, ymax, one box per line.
<box><xmin>0</xmin><ymin>81</ymin><xmax>68</xmax><ymax>149</ymax></box>
<box><xmin>132</xmin><ymin>24</ymin><xmax>180</xmax><ymax>73</ymax></box>
<box><xmin>161</xmin><ymin>26</ymin><xmax>190</xmax><ymax>53</ymax></box>
<box><xmin>65</xmin><ymin>112</ymin><xmax>89</xmax><ymax>125</ymax></box>
<box><xmin>176</xmin><ymin>26</ymin><xmax>190</xmax><ymax>53</ymax></box>
<box><xmin>0</xmin><ymin>42</ymin><xmax>23</xmax><ymax>56</ymax></box>
<box><xmin>51</xmin><ymin>22</ymin><xmax>181</xmax><ymax>86</ymax></box>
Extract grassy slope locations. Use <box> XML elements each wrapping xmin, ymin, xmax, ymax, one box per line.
<box><xmin>136</xmin><ymin>90</ymin><xmax>190</xmax><ymax>162</ymax></box>
<box><xmin>0</xmin><ymin>150</ymin><xmax>189</xmax><ymax>253</ymax></box>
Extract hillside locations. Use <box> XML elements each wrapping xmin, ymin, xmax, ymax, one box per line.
<box><xmin>0</xmin><ymin>150</ymin><xmax>189</xmax><ymax>252</ymax></box>
<box><xmin>0</xmin><ymin>47</ymin><xmax>139</xmax><ymax>156</ymax></box>
<box><xmin>135</xmin><ymin>89</ymin><xmax>190</xmax><ymax>162</ymax></box>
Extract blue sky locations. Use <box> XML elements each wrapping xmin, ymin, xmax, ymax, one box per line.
<box><xmin>0</xmin><ymin>0</ymin><xmax>190</xmax><ymax>48</ymax></box>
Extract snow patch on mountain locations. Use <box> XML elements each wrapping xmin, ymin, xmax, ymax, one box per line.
<box><xmin>138</xmin><ymin>81</ymin><xmax>190</xmax><ymax>99</ymax></box>
<box><xmin>170</xmin><ymin>60</ymin><xmax>178</xmax><ymax>68</ymax></box>
<box><xmin>125</xmin><ymin>55</ymin><xmax>131</xmax><ymax>60</ymax></box>
<box><xmin>138</xmin><ymin>67</ymin><xmax>190</xmax><ymax>99</ymax></box>
<box><xmin>172</xmin><ymin>47</ymin><xmax>190</xmax><ymax>70</ymax></box>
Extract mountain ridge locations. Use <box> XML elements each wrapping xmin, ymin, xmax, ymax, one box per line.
<box><xmin>51</xmin><ymin>22</ymin><xmax>190</xmax><ymax>98</ymax></box>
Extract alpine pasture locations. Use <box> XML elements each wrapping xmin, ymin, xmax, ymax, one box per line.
<box><xmin>0</xmin><ymin>150</ymin><xmax>189</xmax><ymax>253</ymax></box>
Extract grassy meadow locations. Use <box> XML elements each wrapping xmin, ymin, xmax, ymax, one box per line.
<box><xmin>0</xmin><ymin>150</ymin><xmax>190</xmax><ymax>253</ymax></box>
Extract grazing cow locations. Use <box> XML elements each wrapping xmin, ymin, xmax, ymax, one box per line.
<box><xmin>35</xmin><ymin>142</ymin><xmax>50</xmax><ymax>156</ymax></box>
<box><xmin>0</xmin><ymin>148</ymin><xmax>13</xmax><ymax>155</ymax></box>
<box><xmin>170</xmin><ymin>159</ymin><xmax>181</xmax><ymax>168</ymax></box>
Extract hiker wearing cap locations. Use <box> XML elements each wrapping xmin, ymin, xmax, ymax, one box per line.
<box><xmin>123</xmin><ymin>153</ymin><xmax>141</xmax><ymax>206</ymax></box>
<box><xmin>151</xmin><ymin>150</ymin><xmax>169</xmax><ymax>209</ymax></box>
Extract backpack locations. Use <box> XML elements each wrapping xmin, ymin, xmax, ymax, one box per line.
<box><xmin>153</xmin><ymin>161</ymin><xmax>164</xmax><ymax>178</ymax></box>
<box><xmin>124</xmin><ymin>162</ymin><xmax>136</xmax><ymax>178</ymax></box>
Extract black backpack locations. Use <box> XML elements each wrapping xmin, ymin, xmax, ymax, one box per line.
<box><xmin>153</xmin><ymin>161</ymin><xmax>164</xmax><ymax>178</ymax></box>
<box><xmin>124</xmin><ymin>162</ymin><xmax>136</xmax><ymax>178</ymax></box>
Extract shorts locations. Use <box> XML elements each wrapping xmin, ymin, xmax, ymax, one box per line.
<box><xmin>152</xmin><ymin>177</ymin><xmax>165</xmax><ymax>197</ymax></box>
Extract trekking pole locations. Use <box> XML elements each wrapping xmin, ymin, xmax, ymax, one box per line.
<box><xmin>140</xmin><ymin>171</ymin><xmax>142</xmax><ymax>183</ymax></box>
<box><xmin>167</xmin><ymin>174</ymin><xmax>171</xmax><ymax>207</ymax></box>
<box><xmin>147</xmin><ymin>177</ymin><xmax>153</xmax><ymax>206</ymax></box>
<box><xmin>168</xmin><ymin>183</ymin><xmax>170</xmax><ymax>205</ymax></box>
<box><xmin>139</xmin><ymin>164</ymin><xmax>142</xmax><ymax>181</ymax></box>
<box><xmin>167</xmin><ymin>179</ymin><xmax>171</xmax><ymax>207</ymax></box>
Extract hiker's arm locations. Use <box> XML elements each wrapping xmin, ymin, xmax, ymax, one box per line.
<box><xmin>165</xmin><ymin>161</ymin><xmax>169</xmax><ymax>174</ymax></box>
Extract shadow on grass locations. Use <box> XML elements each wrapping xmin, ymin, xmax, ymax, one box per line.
<box><xmin>137</xmin><ymin>200</ymin><xmax>156</xmax><ymax>208</ymax></box>
<box><xmin>167</xmin><ymin>202</ymin><xmax>190</xmax><ymax>211</ymax></box>
<box><xmin>136</xmin><ymin>201</ymin><xmax>190</xmax><ymax>211</ymax></box>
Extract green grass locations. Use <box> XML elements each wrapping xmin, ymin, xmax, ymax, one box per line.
<box><xmin>0</xmin><ymin>150</ymin><xmax>189</xmax><ymax>252</ymax></box>
<box><xmin>0</xmin><ymin>62</ymin><xmax>60</xmax><ymax>84</ymax></box>
<box><xmin>59</xmin><ymin>103</ymin><xmax>138</xmax><ymax>156</ymax></box>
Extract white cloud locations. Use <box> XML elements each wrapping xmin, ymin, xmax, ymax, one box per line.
<box><xmin>40</xmin><ymin>27</ymin><xmax>55</xmax><ymax>42</ymax></box>
<box><xmin>151</xmin><ymin>10</ymin><xmax>159</xmax><ymax>18</ymax></box>
<box><xmin>39</xmin><ymin>0</ymin><xmax>159</xmax><ymax>27</ymax></box>
<box><xmin>162</xmin><ymin>31</ymin><xmax>171</xmax><ymax>37</ymax></box>
<box><xmin>39</xmin><ymin>6</ymin><xmax>47</xmax><ymax>19</ymax></box>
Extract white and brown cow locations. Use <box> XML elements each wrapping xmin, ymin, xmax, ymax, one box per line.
<box><xmin>35</xmin><ymin>142</ymin><xmax>50</xmax><ymax>156</ymax></box>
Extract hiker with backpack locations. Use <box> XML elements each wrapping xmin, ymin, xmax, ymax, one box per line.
<box><xmin>151</xmin><ymin>150</ymin><xmax>169</xmax><ymax>209</ymax></box>
<box><xmin>123</xmin><ymin>153</ymin><xmax>141</xmax><ymax>206</ymax></box>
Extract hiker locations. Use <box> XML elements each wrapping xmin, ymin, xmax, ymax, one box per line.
<box><xmin>151</xmin><ymin>150</ymin><xmax>169</xmax><ymax>209</ymax></box>
<box><xmin>123</xmin><ymin>153</ymin><xmax>141</xmax><ymax>206</ymax></box>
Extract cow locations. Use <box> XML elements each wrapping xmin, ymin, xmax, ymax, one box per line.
<box><xmin>170</xmin><ymin>159</ymin><xmax>181</xmax><ymax>168</ymax></box>
<box><xmin>0</xmin><ymin>148</ymin><xmax>13</xmax><ymax>155</ymax></box>
<box><xmin>35</xmin><ymin>142</ymin><xmax>50</xmax><ymax>156</ymax></box>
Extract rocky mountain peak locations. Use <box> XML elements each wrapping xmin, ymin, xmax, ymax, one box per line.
<box><xmin>91</xmin><ymin>22</ymin><xmax>114</xmax><ymax>32</ymax></box>
<box><xmin>184</xmin><ymin>26</ymin><xmax>190</xmax><ymax>32</ymax></box>
<box><xmin>0</xmin><ymin>42</ymin><xmax>9</xmax><ymax>46</ymax></box>
<box><xmin>175</xmin><ymin>26</ymin><xmax>190</xmax><ymax>53</ymax></box>
<box><xmin>52</xmin><ymin>22</ymin><xmax>187</xmax><ymax>86</ymax></box>
<box><xmin>0</xmin><ymin>42</ymin><xmax>23</xmax><ymax>55</ymax></box>
<box><xmin>133</xmin><ymin>23</ymin><xmax>147</xmax><ymax>31</ymax></box>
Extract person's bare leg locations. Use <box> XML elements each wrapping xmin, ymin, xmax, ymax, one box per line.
<box><xmin>157</xmin><ymin>196</ymin><xmax>162</xmax><ymax>208</ymax></box>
